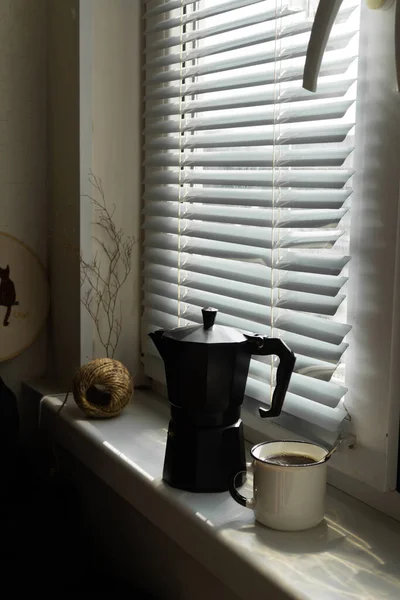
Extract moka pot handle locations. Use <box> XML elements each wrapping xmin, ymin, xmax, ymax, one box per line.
<box><xmin>245</xmin><ymin>335</ymin><xmax>296</xmax><ymax>419</ymax></box>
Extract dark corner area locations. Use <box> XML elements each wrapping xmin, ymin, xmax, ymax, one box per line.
<box><xmin>0</xmin><ymin>378</ymin><xmax>154</xmax><ymax>597</ymax></box>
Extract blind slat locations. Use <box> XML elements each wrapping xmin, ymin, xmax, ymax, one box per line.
<box><xmin>144</xmin><ymin>216</ymin><xmax>344</xmax><ymax>250</ymax></box>
<box><xmin>145</xmin><ymin>168</ymin><xmax>354</xmax><ymax>188</ymax></box>
<box><xmin>248</xmin><ymin>360</ymin><xmax>346</xmax><ymax>408</ymax></box>
<box><xmin>146</xmin><ymin>0</ymin><xmax>292</xmax><ymax>33</ymax></box>
<box><xmin>145</xmin><ymin>2</ymin><xmax>357</xmax><ymax>53</ymax></box>
<box><xmin>145</xmin><ymin>0</ymin><xmax>199</xmax><ymax>17</ymax></box>
<box><xmin>145</xmin><ymin>51</ymin><xmax>356</xmax><ymax>90</ymax></box>
<box><xmin>145</xmin><ymin>56</ymin><xmax>356</xmax><ymax>99</ymax></box>
<box><xmin>144</xmin><ymin>27</ymin><xmax>354</xmax><ymax>73</ymax></box>
<box><xmin>145</xmin><ymin>77</ymin><xmax>355</xmax><ymax>117</ymax></box>
<box><xmin>144</xmin><ymin>269</ymin><xmax>349</xmax><ymax>330</ymax></box>
<box><xmin>145</xmin><ymin>147</ymin><xmax>353</xmax><ymax>168</ymax></box>
<box><xmin>143</xmin><ymin>186</ymin><xmax>351</xmax><ymax>208</ymax></box>
<box><xmin>145</xmin><ymin>232</ymin><xmax>350</xmax><ymax>275</ymax></box>
<box><xmin>145</xmin><ymin>120</ymin><xmax>354</xmax><ymax>148</ymax></box>
<box><xmin>145</xmin><ymin>6</ymin><xmax>299</xmax><ymax>52</ymax></box>
<box><xmin>144</xmin><ymin>249</ymin><xmax>348</xmax><ymax>296</ymax></box>
<box><xmin>144</xmin><ymin>201</ymin><xmax>348</xmax><ymax>229</ymax></box>
<box><xmin>245</xmin><ymin>377</ymin><xmax>347</xmax><ymax>430</ymax></box>
<box><xmin>145</xmin><ymin>102</ymin><xmax>354</xmax><ymax>135</ymax></box>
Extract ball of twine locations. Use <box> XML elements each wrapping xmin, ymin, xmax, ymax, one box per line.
<box><xmin>71</xmin><ymin>358</ymin><xmax>133</xmax><ymax>418</ymax></box>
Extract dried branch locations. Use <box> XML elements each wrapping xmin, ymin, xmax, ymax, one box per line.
<box><xmin>80</xmin><ymin>171</ymin><xmax>136</xmax><ymax>358</ymax></box>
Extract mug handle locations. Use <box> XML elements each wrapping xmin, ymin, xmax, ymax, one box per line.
<box><xmin>228</xmin><ymin>462</ymin><xmax>255</xmax><ymax>509</ymax></box>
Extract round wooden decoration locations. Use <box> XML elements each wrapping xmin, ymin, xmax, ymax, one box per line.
<box><xmin>0</xmin><ymin>232</ymin><xmax>49</xmax><ymax>362</ymax></box>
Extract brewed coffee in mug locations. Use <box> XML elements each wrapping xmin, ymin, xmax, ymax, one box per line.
<box><xmin>229</xmin><ymin>440</ymin><xmax>329</xmax><ymax>531</ymax></box>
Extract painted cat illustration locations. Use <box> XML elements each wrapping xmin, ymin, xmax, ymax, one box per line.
<box><xmin>0</xmin><ymin>265</ymin><xmax>19</xmax><ymax>327</ymax></box>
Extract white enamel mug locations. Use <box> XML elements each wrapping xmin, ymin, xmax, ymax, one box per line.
<box><xmin>228</xmin><ymin>440</ymin><xmax>329</xmax><ymax>531</ymax></box>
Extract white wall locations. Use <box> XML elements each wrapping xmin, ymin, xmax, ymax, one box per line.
<box><xmin>0</xmin><ymin>0</ymin><xmax>142</xmax><ymax>390</ymax></box>
<box><xmin>90</xmin><ymin>0</ymin><xmax>142</xmax><ymax>377</ymax></box>
<box><xmin>43</xmin><ymin>0</ymin><xmax>142</xmax><ymax>387</ymax></box>
<box><xmin>0</xmin><ymin>0</ymin><xmax>47</xmax><ymax>393</ymax></box>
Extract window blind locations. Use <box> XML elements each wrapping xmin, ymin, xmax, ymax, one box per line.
<box><xmin>142</xmin><ymin>0</ymin><xmax>360</xmax><ymax>440</ymax></box>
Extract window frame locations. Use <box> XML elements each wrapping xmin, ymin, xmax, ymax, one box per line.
<box><xmin>141</xmin><ymin>0</ymin><xmax>400</xmax><ymax>517</ymax></box>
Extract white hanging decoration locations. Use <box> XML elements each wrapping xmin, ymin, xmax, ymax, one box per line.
<box><xmin>303</xmin><ymin>0</ymin><xmax>400</xmax><ymax>92</ymax></box>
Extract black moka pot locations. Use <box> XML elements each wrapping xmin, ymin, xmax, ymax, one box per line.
<box><xmin>149</xmin><ymin>307</ymin><xmax>296</xmax><ymax>492</ymax></box>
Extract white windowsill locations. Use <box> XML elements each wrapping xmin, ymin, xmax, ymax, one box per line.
<box><xmin>40</xmin><ymin>390</ymin><xmax>400</xmax><ymax>600</ymax></box>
